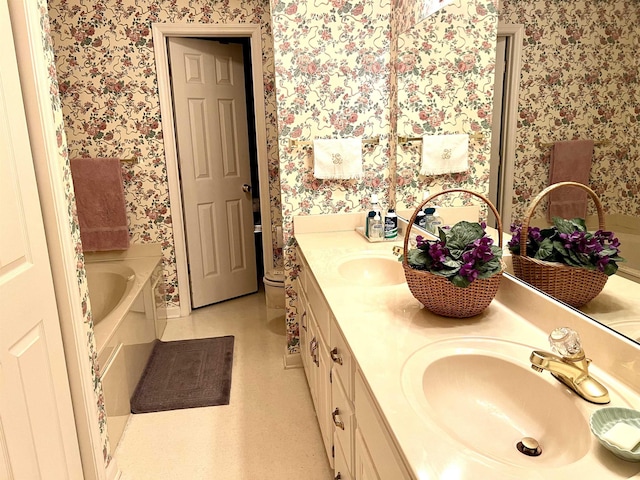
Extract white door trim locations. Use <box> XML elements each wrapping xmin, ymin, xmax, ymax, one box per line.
<box><xmin>153</xmin><ymin>23</ymin><xmax>273</xmax><ymax>317</ymax></box>
<box><xmin>8</xmin><ymin>1</ymin><xmax>108</xmax><ymax>478</ymax></box>
<box><xmin>496</xmin><ymin>23</ymin><xmax>524</xmax><ymax>227</ymax></box>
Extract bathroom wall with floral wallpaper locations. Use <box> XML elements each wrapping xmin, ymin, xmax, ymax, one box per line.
<box><xmin>271</xmin><ymin>0</ymin><xmax>393</xmax><ymax>352</ymax></box>
<box><xmin>500</xmin><ymin>0</ymin><xmax>640</xmax><ymax>223</ymax></box>
<box><xmin>36</xmin><ymin>0</ymin><xmax>111</xmax><ymax>465</ymax></box>
<box><xmin>394</xmin><ymin>0</ymin><xmax>498</xmax><ymax>211</ymax></box>
<box><xmin>47</xmin><ymin>0</ymin><xmax>282</xmax><ymax>310</ymax></box>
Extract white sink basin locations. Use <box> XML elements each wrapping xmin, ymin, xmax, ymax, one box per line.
<box><xmin>336</xmin><ymin>253</ymin><xmax>405</xmax><ymax>286</ymax></box>
<box><xmin>402</xmin><ymin>338</ymin><xmax>595</xmax><ymax>467</ymax></box>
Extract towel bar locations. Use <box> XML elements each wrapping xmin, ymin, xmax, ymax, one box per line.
<box><xmin>398</xmin><ymin>132</ymin><xmax>484</xmax><ymax>144</ymax></box>
<box><xmin>288</xmin><ymin>137</ymin><xmax>380</xmax><ymax>149</ymax></box>
<box><xmin>540</xmin><ymin>140</ymin><xmax>610</xmax><ymax>149</ymax></box>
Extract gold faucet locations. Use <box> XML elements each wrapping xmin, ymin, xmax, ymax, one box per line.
<box><xmin>530</xmin><ymin>327</ymin><xmax>610</xmax><ymax>404</ymax></box>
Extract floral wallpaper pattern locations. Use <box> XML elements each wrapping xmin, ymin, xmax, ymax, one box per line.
<box><xmin>47</xmin><ymin>0</ymin><xmax>282</xmax><ymax>309</ymax></box>
<box><xmin>500</xmin><ymin>0</ymin><xmax>640</xmax><ymax>223</ymax></box>
<box><xmin>395</xmin><ymin>0</ymin><xmax>498</xmax><ymax>211</ymax></box>
<box><xmin>271</xmin><ymin>0</ymin><xmax>392</xmax><ymax>352</ymax></box>
<box><xmin>38</xmin><ymin>0</ymin><xmax>110</xmax><ymax>464</ymax></box>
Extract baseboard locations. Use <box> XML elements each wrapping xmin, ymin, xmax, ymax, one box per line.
<box><xmin>160</xmin><ymin>305</ymin><xmax>181</xmax><ymax>319</ymax></box>
<box><xmin>283</xmin><ymin>351</ymin><xmax>302</xmax><ymax>369</ymax></box>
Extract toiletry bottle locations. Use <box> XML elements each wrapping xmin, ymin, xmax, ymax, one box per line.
<box><xmin>384</xmin><ymin>208</ymin><xmax>398</xmax><ymax>239</ymax></box>
<box><xmin>431</xmin><ymin>208</ymin><xmax>443</xmax><ymax>232</ymax></box>
<box><xmin>424</xmin><ymin>207</ymin><xmax>436</xmax><ymax>234</ymax></box>
<box><xmin>414</xmin><ymin>191</ymin><xmax>430</xmax><ymax>229</ymax></box>
<box><xmin>365</xmin><ymin>211</ymin><xmax>375</xmax><ymax>237</ymax></box>
<box><xmin>371</xmin><ymin>193</ymin><xmax>382</xmax><ymax>218</ymax></box>
<box><xmin>415</xmin><ymin>207</ymin><xmax>426</xmax><ymax>228</ymax></box>
<box><xmin>370</xmin><ymin>211</ymin><xmax>384</xmax><ymax>239</ymax></box>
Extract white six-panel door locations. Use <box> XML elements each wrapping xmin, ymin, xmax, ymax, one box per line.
<box><xmin>168</xmin><ymin>38</ymin><xmax>257</xmax><ymax>308</ymax></box>
<box><xmin>0</xmin><ymin>2</ymin><xmax>83</xmax><ymax>477</ymax></box>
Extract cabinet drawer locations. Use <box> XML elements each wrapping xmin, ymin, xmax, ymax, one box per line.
<box><xmin>330</xmin><ymin>318</ymin><xmax>354</xmax><ymax>399</ymax></box>
<box><xmin>332</xmin><ymin>371</ymin><xmax>354</xmax><ymax>473</ymax></box>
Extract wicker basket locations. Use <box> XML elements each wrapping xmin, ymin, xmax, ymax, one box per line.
<box><xmin>402</xmin><ymin>189</ymin><xmax>504</xmax><ymax>318</ymax></box>
<box><xmin>512</xmin><ymin>181</ymin><xmax>608</xmax><ymax>308</ymax></box>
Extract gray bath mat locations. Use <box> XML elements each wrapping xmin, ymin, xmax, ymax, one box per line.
<box><xmin>131</xmin><ymin>336</ymin><xmax>234</xmax><ymax>413</ymax></box>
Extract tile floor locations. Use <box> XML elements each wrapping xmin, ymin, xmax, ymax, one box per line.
<box><xmin>115</xmin><ymin>288</ymin><xmax>333</xmax><ymax>479</ymax></box>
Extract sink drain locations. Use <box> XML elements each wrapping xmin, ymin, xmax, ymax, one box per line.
<box><xmin>516</xmin><ymin>437</ymin><xmax>542</xmax><ymax>457</ymax></box>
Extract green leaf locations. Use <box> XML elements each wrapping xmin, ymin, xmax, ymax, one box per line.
<box><xmin>446</xmin><ymin>221</ymin><xmax>484</xmax><ymax>251</ymax></box>
<box><xmin>534</xmin><ymin>238</ymin><xmax>555</xmax><ymax>260</ymax></box>
<box><xmin>450</xmin><ymin>275</ymin><xmax>471</xmax><ymax>288</ymax></box>
<box><xmin>553</xmin><ymin>217</ymin><xmax>579</xmax><ymax>234</ymax></box>
<box><xmin>438</xmin><ymin>228</ymin><xmax>447</xmax><ymax>244</ymax></box>
<box><xmin>603</xmin><ymin>263</ymin><xmax>618</xmax><ymax>276</ymax></box>
<box><xmin>407</xmin><ymin>250</ymin><xmax>430</xmax><ymax>268</ymax></box>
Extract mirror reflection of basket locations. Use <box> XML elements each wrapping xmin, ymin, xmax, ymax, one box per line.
<box><xmin>512</xmin><ymin>182</ymin><xmax>608</xmax><ymax>308</ymax></box>
<box><xmin>402</xmin><ymin>189</ymin><xmax>504</xmax><ymax>318</ymax></box>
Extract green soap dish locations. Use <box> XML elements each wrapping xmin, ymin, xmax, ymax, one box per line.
<box><xmin>590</xmin><ymin>407</ymin><xmax>640</xmax><ymax>462</ymax></box>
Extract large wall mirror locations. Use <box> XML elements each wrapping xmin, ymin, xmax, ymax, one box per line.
<box><xmin>395</xmin><ymin>0</ymin><xmax>640</xmax><ymax>346</ymax></box>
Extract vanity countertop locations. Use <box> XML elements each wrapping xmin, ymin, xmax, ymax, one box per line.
<box><xmin>295</xmin><ymin>229</ymin><xmax>640</xmax><ymax>480</ymax></box>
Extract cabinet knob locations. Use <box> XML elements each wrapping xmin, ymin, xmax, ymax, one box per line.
<box><xmin>330</xmin><ymin>347</ymin><xmax>343</xmax><ymax>365</ymax></box>
<box><xmin>332</xmin><ymin>408</ymin><xmax>345</xmax><ymax>430</ymax></box>
<box><xmin>335</xmin><ymin>474</ymin><xmax>342</xmax><ymax>480</ymax></box>
<box><xmin>301</xmin><ymin>312</ymin><xmax>307</xmax><ymax>331</ymax></box>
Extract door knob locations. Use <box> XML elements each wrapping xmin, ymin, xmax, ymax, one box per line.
<box><xmin>242</xmin><ymin>184</ymin><xmax>251</xmax><ymax>193</ymax></box>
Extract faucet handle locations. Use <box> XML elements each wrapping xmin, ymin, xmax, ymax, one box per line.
<box><xmin>548</xmin><ymin>327</ymin><xmax>582</xmax><ymax>358</ymax></box>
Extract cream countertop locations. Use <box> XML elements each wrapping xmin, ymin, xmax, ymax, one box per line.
<box><xmin>294</xmin><ymin>229</ymin><xmax>640</xmax><ymax>480</ymax></box>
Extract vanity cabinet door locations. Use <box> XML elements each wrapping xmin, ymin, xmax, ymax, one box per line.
<box><xmin>355</xmin><ymin>429</ymin><xmax>380</xmax><ymax>480</ymax></box>
<box><xmin>334</xmin><ymin>434</ymin><xmax>354</xmax><ymax>480</ymax></box>
<box><xmin>355</xmin><ymin>370</ymin><xmax>411</xmax><ymax>480</ymax></box>
<box><xmin>330</xmin><ymin>318</ymin><xmax>354</xmax><ymax>399</ymax></box>
<box><xmin>297</xmin><ymin>280</ymin><xmax>310</xmax><ymax>376</ymax></box>
<box><xmin>317</xmin><ymin>334</ymin><xmax>334</xmax><ymax>468</ymax></box>
<box><xmin>332</xmin><ymin>368</ymin><xmax>354</xmax><ymax>475</ymax></box>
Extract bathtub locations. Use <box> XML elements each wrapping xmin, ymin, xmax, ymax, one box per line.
<box><xmin>84</xmin><ymin>246</ymin><xmax>163</xmax><ymax>457</ymax></box>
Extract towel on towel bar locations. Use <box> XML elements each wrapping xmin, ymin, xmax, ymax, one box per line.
<box><xmin>547</xmin><ymin>140</ymin><xmax>594</xmax><ymax>221</ymax></box>
<box><xmin>313</xmin><ymin>138</ymin><xmax>363</xmax><ymax>179</ymax></box>
<box><xmin>70</xmin><ymin>158</ymin><xmax>130</xmax><ymax>251</ymax></box>
<box><xmin>420</xmin><ymin>134</ymin><xmax>469</xmax><ymax>175</ymax></box>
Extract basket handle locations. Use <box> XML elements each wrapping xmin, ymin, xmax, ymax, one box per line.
<box><xmin>519</xmin><ymin>181</ymin><xmax>606</xmax><ymax>257</ymax></box>
<box><xmin>403</xmin><ymin>189</ymin><xmax>503</xmax><ymax>265</ymax></box>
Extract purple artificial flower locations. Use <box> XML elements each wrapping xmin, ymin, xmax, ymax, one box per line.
<box><xmin>471</xmin><ymin>236</ymin><xmax>495</xmax><ymax>261</ymax></box>
<box><xmin>596</xmin><ymin>256</ymin><xmax>610</xmax><ymax>272</ymax></box>
<box><xmin>459</xmin><ymin>262</ymin><xmax>479</xmax><ymax>282</ymax></box>
<box><xmin>428</xmin><ymin>242</ymin><xmax>449</xmax><ymax>268</ymax></box>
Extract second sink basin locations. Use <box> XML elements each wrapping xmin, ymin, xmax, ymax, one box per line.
<box><xmin>336</xmin><ymin>253</ymin><xmax>405</xmax><ymax>286</ymax></box>
<box><xmin>401</xmin><ymin>338</ymin><xmax>592</xmax><ymax>468</ymax></box>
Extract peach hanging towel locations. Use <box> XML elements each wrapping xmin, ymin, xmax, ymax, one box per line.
<box><xmin>547</xmin><ymin>140</ymin><xmax>594</xmax><ymax>221</ymax></box>
<box><xmin>70</xmin><ymin>157</ymin><xmax>130</xmax><ymax>251</ymax></box>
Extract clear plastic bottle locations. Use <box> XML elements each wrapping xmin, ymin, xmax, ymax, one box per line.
<box><xmin>370</xmin><ymin>211</ymin><xmax>384</xmax><ymax>239</ymax></box>
<box><xmin>424</xmin><ymin>207</ymin><xmax>436</xmax><ymax>234</ymax></box>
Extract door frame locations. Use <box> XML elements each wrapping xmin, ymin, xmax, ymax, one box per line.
<box><xmin>495</xmin><ymin>23</ymin><xmax>523</xmax><ymax>227</ymax></box>
<box><xmin>153</xmin><ymin>23</ymin><xmax>274</xmax><ymax>317</ymax></box>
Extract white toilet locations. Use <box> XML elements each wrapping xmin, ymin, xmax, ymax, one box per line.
<box><xmin>263</xmin><ymin>269</ymin><xmax>285</xmax><ymax>309</ymax></box>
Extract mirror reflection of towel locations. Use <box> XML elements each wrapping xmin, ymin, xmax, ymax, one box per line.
<box><xmin>313</xmin><ymin>138</ymin><xmax>362</xmax><ymax>179</ymax></box>
<box><xmin>420</xmin><ymin>134</ymin><xmax>469</xmax><ymax>175</ymax></box>
<box><xmin>547</xmin><ymin>140</ymin><xmax>594</xmax><ymax>221</ymax></box>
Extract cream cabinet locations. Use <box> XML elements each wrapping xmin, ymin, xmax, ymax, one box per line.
<box><xmin>296</xmin><ymin>248</ymin><xmax>409</xmax><ymax>480</ymax></box>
